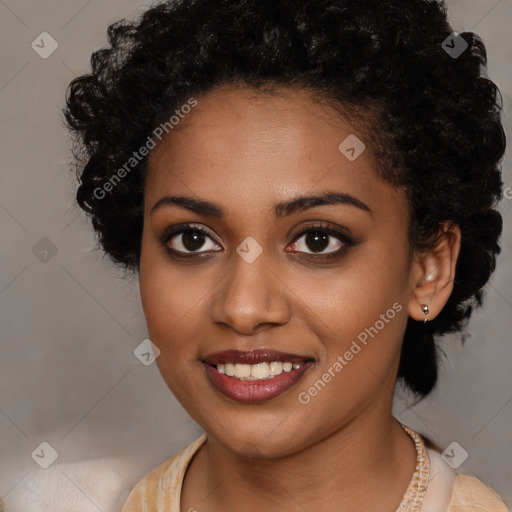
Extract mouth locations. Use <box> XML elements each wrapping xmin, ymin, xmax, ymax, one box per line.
<box><xmin>203</xmin><ymin>349</ymin><xmax>314</xmax><ymax>403</ymax></box>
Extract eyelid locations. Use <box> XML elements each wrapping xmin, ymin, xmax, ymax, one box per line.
<box><xmin>161</xmin><ymin>222</ymin><xmax>218</xmax><ymax>243</ymax></box>
<box><xmin>291</xmin><ymin>222</ymin><xmax>352</xmax><ymax>241</ymax></box>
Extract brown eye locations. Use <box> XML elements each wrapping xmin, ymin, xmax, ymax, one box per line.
<box><xmin>175</xmin><ymin>230</ymin><xmax>207</xmax><ymax>252</ymax></box>
<box><xmin>302</xmin><ymin>231</ymin><xmax>331</xmax><ymax>253</ymax></box>
<box><xmin>287</xmin><ymin>224</ymin><xmax>355</xmax><ymax>260</ymax></box>
<box><xmin>292</xmin><ymin>230</ymin><xmax>346</xmax><ymax>255</ymax></box>
<box><xmin>163</xmin><ymin>224</ymin><xmax>221</xmax><ymax>255</ymax></box>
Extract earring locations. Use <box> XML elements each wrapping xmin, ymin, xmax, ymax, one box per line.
<box><xmin>421</xmin><ymin>304</ymin><xmax>429</xmax><ymax>323</ymax></box>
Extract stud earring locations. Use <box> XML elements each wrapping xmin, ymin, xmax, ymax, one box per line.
<box><xmin>421</xmin><ymin>304</ymin><xmax>429</xmax><ymax>323</ymax></box>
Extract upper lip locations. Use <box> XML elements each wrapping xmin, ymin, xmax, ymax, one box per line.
<box><xmin>203</xmin><ymin>349</ymin><xmax>313</xmax><ymax>365</ymax></box>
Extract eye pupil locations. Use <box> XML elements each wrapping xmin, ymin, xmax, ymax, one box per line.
<box><xmin>306</xmin><ymin>231</ymin><xmax>329</xmax><ymax>253</ymax></box>
<box><xmin>183</xmin><ymin>231</ymin><xmax>205</xmax><ymax>251</ymax></box>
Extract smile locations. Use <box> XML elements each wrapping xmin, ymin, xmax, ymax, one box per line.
<box><xmin>216</xmin><ymin>361</ymin><xmax>304</xmax><ymax>380</ymax></box>
<box><xmin>203</xmin><ymin>349</ymin><xmax>314</xmax><ymax>403</ymax></box>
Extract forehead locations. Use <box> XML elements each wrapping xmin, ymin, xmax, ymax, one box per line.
<box><xmin>144</xmin><ymin>85</ymin><xmax>406</xmax><ymax>221</ymax></box>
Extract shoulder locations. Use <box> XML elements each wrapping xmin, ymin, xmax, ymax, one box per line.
<box><xmin>421</xmin><ymin>445</ymin><xmax>509</xmax><ymax>512</ymax></box>
<box><xmin>447</xmin><ymin>474</ymin><xmax>510</xmax><ymax>512</ymax></box>
<box><xmin>121</xmin><ymin>434</ymin><xmax>207</xmax><ymax>512</ymax></box>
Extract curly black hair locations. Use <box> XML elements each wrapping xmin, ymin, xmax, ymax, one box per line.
<box><xmin>64</xmin><ymin>0</ymin><xmax>506</xmax><ymax>397</ymax></box>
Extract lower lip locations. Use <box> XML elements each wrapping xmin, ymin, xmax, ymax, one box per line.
<box><xmin>204</xmin><ymin>362</ymin><xmax>313</xmax><ymax>403</ymax></box>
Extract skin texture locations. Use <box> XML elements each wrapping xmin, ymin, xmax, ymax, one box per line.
<box><xmin>139</xmin><ymin>85</ymin><xmax>461</xmax><ymax>511</ymax></box>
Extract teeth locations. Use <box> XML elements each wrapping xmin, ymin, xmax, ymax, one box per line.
<box><xmin>234</xmin><ymin>364</ymin><xmax>251</xmax><ymax>378</ymax></box>
<box><xmin>269</xmin><ymin>361</ymin><xmax>283</xmax><ymax>375</ymax></box>
<box><xmin>215</xmin><ymin>361</ymin><xmax>303</xmax><ymax>380</ymax></box>
<box><xmin>251</xmin><ymin>362</ymin><xmax>269</xmax><ymax>379</ymax></box>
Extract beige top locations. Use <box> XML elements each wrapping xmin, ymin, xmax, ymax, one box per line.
<box><xmin>121</xmin><ymin>432</ymin><xmax>510</xmax><ymax>512</ymax></box>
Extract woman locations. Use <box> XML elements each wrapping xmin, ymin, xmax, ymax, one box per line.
<box><xmin>64</xmin><ymin>0</ymin><xmax>509</xmax><ymax>509</ymax></box>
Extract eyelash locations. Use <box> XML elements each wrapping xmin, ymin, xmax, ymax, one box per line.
<box><xmin>160</xmin><ymin>222</ymin><xmax>355</xmax><ymax>261</ymax></box>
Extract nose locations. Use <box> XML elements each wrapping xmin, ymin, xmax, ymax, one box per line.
<box><xmin>209</xmin><ymin>250</ymin><xmax>292</xmax><ymax>335</ymax></box>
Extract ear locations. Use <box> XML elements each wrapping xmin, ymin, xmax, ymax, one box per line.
<box><xmin>407</xmin><ymin>221</ymin><xmax>461</xmax><ymax>322</ymax></box>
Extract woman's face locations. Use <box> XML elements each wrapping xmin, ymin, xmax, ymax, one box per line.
<box><xmin>140</xmin><ymin>85</ymin><xmax>419</xmax><ymax>457</ymax></box>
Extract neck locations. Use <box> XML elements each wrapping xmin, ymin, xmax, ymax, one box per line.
<box><xmin>182</xmin><ymin>407</ymin><xmax>418</xmax><ymax>511</ymax></box>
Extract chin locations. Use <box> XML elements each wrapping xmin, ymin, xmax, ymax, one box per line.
<box><xmin>201</xmin><ymin>414</ymin><xmax>314</xmax><ymax>460</ymax></box>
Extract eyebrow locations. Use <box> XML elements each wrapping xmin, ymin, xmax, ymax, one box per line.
<box><xmin>149</xmin><ymin>191</ymin><xmax>372</xmax><ymax>219</ymax></box>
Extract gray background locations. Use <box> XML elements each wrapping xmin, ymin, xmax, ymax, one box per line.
<box><xmin>0</xmin><ymin>0</ymin><xmax>511</xmax><ymax>510</ymax></box>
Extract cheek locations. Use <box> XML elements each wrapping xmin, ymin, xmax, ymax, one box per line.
<box><xmin>300</xmin><ymin>240</ymin><xmax>411</xmax><ymax>400</ymax></box>
<box><xmin>306</xmin><ymin>242</ymin><xmax>409</xmax><ymax>336</ymax></box>
<box><xmin>138</xmin><ymin>240</ymin><xmax>209</xmax><ymax>403</ymax></box>
<box><xmin>139</xmin><ymin>237</ymin><xmax>214</xmax><ymax>356</ymax></box>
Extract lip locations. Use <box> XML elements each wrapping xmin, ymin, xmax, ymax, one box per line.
<box><xmin>204</xmin><ymin>349</ymin><xmax>311</xmax><ymax>365</ymax></box>
<box><xmin>203</xmin><ymin>349</ymin><xmax>314</xmax><ymax>404</ymax></box>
